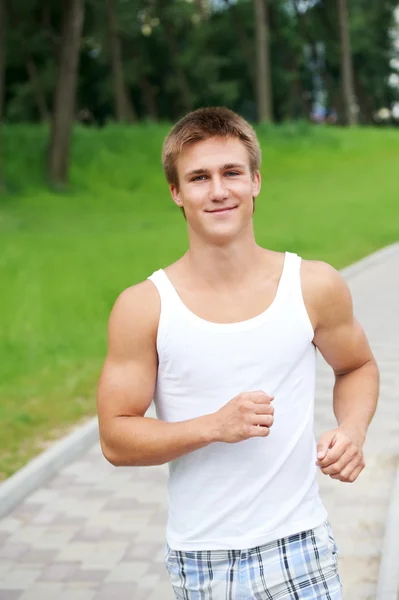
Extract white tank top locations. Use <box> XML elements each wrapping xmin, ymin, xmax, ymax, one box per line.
<box><xmin>148</xmin><ymin>252</ymin><xmax>327</xmax><ymax>551</ymax></box>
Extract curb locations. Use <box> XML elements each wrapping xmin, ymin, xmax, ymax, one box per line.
<box><xmin>376</xmin><ymin>460</ymin><xmax>399</xmax><ymax>600</ymax></box>
<box><xmin>340</xmin><ymin>242</ymin><xmax>399</xmax><ymax>280</ymax></box>
<box><xmin>0</xmin><ymin>402</ymin><xmax>157</xmax><ymax>520</ymax></box>
<box><xmin>376</xmin><ymin>464</ymin><xmax>399</xmax><ymax>600</ymax></box>
<box><xmin>340</xmin><ymin>242</ymin><xmax>399</xmax><ymax>599</ymax></box>
<box><xmin>0</xmin><ymin>418</ymin><xmax>99</xmax><ymax>520</ymax></box>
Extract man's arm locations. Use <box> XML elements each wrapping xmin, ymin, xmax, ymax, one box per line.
<box><xmin>97</xmin><ymin>281</ymin><xmax>217</xmax><ymax>467</ymax></box>
<box><xmin>303</xmin><ymin>261</ymin><xmax>380</xmax><ymax>483</ymax></box>
<box><xmin>97</xmin><ymin>281</ymin><xmax>275</xmax><ymax>466</ymax></box>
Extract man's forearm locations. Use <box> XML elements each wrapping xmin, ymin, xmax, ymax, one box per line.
<box><xmin>333</xmin><ymin>359</ymin><xmax>380</xmax><ymax>441</ymax></box>
<box><xmin>100</xmin><ymin>413</ymin><xmax>219</xmax><ymax>467</ymax></box>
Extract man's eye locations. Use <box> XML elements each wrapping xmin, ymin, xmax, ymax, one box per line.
<box><xmin>226</xmin><ymin>171</ymin><xmax>240</xmax><ymax>177</ymax></box>
<box><xmin>192</xmin><ymin>175</ymin><xmax>207</xmax><ymax>181</ymax></box>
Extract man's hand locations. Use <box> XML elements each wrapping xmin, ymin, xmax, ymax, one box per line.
<box><xmin>213</xmin><ymin>391</ymin><xmax>274</xmax><ymax>444</ymax></box>
<box><xmin>316</xmin><ymin>426</ymin><xmax>366</xmax><ymax>483</ymax></box>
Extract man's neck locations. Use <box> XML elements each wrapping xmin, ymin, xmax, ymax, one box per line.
<box><xmin>182</xmin><ymin>238</ymin><xmax>270</xmax><ymax>290</ymax></box>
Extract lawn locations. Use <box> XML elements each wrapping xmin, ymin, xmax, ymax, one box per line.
<box><xmin>0</xmin><ymin>122</ymin><xmax>398</xmax><ymax>479</ymax></box>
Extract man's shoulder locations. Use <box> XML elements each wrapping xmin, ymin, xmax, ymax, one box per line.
<box><xmin>300</xmin><ymin>258</ymin><xmax>352</xmax><ymax>326</ymax></box>
<box><xmin>109</xmin><ymin>279</ymin><xmax>161</xmax><ymax>338</ymax></box>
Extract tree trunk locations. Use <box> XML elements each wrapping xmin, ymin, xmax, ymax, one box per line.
<box><xmin>26</xmin><ymin>55</ymin><xmax>50</xmax><ymax>122</ymax></box>
<box><xmin>139</xmin><ymin>75</ymin><xmax>158</xmax><ymax>121</ymax></box>
<box><xmin>0</xmin><ymin>0</ymin><xmax>5</xmax><ymax>192</ymax></box>
<box><xmin>223</xmin><ymin>0</ymin><xmax>256</xmax><ymax>97</ymax></box>
<box><xmin>353</xmin><ymin>72</ymin><xmax>374</xmax><ymax>124</ymax></box>
<box><xmin>162</xmin><ymin>17</ymin><xmax>192</xmax><ymax>113</ymax></box>
<box><xmin>48</xmin><ymin>0</ymin><xmax>85</xmax><ymax>188</ymax></box>
<box><xmin>337</xmin><ymin>0</ymin><xmax>357</xmax><ymax>125</ymax></box>
<box><xmin>106</xmin><ymin>0</ymin><xmax>137</xmax><ymax>122</ymax></box>
<box><xmin>254</xmin><ymin>0</ymin><xmax>273</xmax><ymax>123</ymax></box>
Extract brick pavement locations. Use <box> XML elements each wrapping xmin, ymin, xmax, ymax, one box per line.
<box><xmin>1</xmin><ymin>247</ymin><xmax>399</xmax><ymax>600</ymax></box>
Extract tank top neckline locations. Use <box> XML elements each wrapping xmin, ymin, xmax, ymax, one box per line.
<box><xmin>156</xmin><ymin>251</ymin><xmax>292</xmax><ymax>333</ymax></box>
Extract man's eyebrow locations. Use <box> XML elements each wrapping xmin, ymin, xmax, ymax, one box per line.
<box><xmin>222</xmin><ymin>163</ymin><xmax>246</xmax><ymax>170</ymax></box>
<box><xmin>185</xmin><ymin>168</ymin><xmax>209</xmax><ymax>178</ymax></box>
<box><xmin>185</xmin><ymin>163</ymin><xmax>246</xmax><ymax>179</ymax></box>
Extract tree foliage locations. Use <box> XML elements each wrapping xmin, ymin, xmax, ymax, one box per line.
<box><xmin>1</xmin><ymin>0</ymin><xmax>397</xmax><ymax>127</ymax></box>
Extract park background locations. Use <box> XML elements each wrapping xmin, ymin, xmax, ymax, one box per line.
<box><xmin>0</xmin><ymin>0</ymin><xmax>399</xmax><ymax>481</ymax></box>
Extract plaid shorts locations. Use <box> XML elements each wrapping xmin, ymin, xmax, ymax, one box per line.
<box><xmin>164</xmin><ymin>520</ymin><xmax>342</xmax><ymax>599</ymax></box>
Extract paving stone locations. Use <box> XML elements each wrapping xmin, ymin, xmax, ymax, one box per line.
<box><xmin>8</xmin><ymin>527</ymin><xmax>44</xmax><ymax>545</ymax></box>
<box><xmin>55</xmin><ymin>543</ymin><xmax>97</xmax><ymax>562</ymax></box>
<box><xmin>17</xmin><ymin>548</ymin><xmax>58</xmax><ymax>566</ymax></box>
<box><xmin>104</xmin><ymin>561</ymin><xmax>149</xmax><ymax>582</ymax></box>
<box><xmin>0</xmin><ymin>591</ymin><xmax>23</xmax><ymax>600</ymax></box>
<box><xmin>18</xmin><ymin>583</ymin><xmax>64</xmax><ymax>600</ymax></box>
<box><xmin>140</xmin><ymin>583</ymin><xmax>175</xmax><ymax>600</ymax></box>
<box><xmin>0</xmin><ymin>543</ymin><xmax>29</xmax><ymax>560</ymax></box>
<box><xmin>92</xmin><ymin>582</ymin><xmax>137</xmax><ymax>599</ymax></box>
<box><xmin>29</xmin><ymin>511</ymin><xmax>59</xmax><ymax>527</ymax></box>
<box><xmin>10</xmin><ymin>505</ymin><xmax>43</xmax><ymax>523</ymax></box>
<box><xmin>0</xmin><ymin>520</ymin><xmax>22</xmax><ymax>535</ymax></box>
<box><xmin>57</xmin><ymin>589</ymin><xmax>96</xmax><ymax>600</ymax></box>
<box><xmin>80</xmin><ymin>543</ymin><xmax>130</xmax><ymax>570</ymax></box>
<box><xmin>38</xmin><ymin>562</ymin><xmax>81</xmax><ymax>582</ymax></box>
<box><xmin>0</xmin><ymin>561</ymin><xmax>13</xmax><ymax>579</ymax></box>
<box><xmin>0</xmin><ymin>568</ymin><xmax>41</xmax><ymax>590</ymax></box>
<box><xmin>69</xmin><ymin>569</ymin><xmax>108</xmax><ymax>583</ymax></box>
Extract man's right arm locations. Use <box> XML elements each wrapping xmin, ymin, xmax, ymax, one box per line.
<box><xmin>97</xmin><ymin>281</ymin><xmax>274</xmax><ymax>467</ymax></box>
<box><xmin>97</xmin><ymin>281</ymin><xmax>220</xmax><ymax>467</ymax></box>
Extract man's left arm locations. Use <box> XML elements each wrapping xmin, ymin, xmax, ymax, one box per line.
<box><xmin>306</xmin><ymin>261</ymin><xmax>380</xmax><ymax>483</ymax></box>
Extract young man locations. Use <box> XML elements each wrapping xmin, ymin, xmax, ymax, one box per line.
<box><xmin>97</xmin><ymin>107</ymin><xmax>379</xmax><ymax>599</ymax></box>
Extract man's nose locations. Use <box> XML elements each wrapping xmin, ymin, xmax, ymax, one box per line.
<box><xmin>209</xmin><ymin>176</ymin><xmax>228</xmax><ymax>200</ymax></box>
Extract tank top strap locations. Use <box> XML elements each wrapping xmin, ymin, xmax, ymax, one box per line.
<box><xmin>276</xmin><ymin>251</ymin><xmax>302</xmax><ymax>299</ymax></box>
<box><xmin>148</xmin><ymin>269</ymin><xmax>175</xmax><ymax>300</ymax></box>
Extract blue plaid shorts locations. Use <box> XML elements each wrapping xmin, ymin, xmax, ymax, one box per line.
<box><xmin>164</xmin><ymin>520</ymin><xmax>342</xmax><ymax>599</ymax></box>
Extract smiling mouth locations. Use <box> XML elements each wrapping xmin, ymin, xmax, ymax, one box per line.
<box><xmin>206</xmin><ymin>206</ymin><xmax>238</xmax><ymax>214</ymax></box>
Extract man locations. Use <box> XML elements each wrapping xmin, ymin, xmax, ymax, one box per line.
<box><xmin>97</xmin><ymin>107</ymin><xmax>379</xmax><ymax>599</ymax></box>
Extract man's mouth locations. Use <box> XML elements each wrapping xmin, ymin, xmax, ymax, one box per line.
<box><xmin>206</xmin><ymin>206</ymin><xmax>238</xmax><ymax>214</ymax></box>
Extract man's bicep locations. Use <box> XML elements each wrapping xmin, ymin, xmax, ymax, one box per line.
<box><xmin>97</xmin><ymin>283</ymin><xmax>159</xmax><ymax>425</ymax></box>
<box><xmin>310</xmin><ymin>264</ymin><xmax>374</xmax><ymax>375</ymax></box>
<box><xmin>314</xmin><ymin>316</ymin><xmax>373</xmax><ymax>375</ymax></box>
<box><xmin>97</xmin><ymin>353</ymin><xmax>157</xmax><ymax>420</ymax></box>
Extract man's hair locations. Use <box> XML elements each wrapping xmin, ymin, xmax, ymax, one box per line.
<box><xmin>162</xmin><ymin>107</ymin><xmax>261</xmax><ymax>189</ymax></box>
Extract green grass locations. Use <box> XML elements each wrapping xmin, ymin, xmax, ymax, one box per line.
<box><xmin>0</xmin><ymin>122</ymin><xmax>398</xmax><ymax>479</ymax></box>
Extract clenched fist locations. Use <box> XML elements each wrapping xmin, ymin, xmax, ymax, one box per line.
<box><xmin>212</xmin><ymin>391</ymin><xmax>274</xmax><ymax>444</ymax></box>
<box><xmin>316</xmin><ymin>426</ymin><xmax>366</xmax><ymax>483</ymax></box>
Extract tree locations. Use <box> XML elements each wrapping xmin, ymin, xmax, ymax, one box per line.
<box><xmin>106</xmin><ymin>0</ymin><xmax>137</xmax><ymax>122</ymax></box>
<box><xmin>48</xmin><ymin>0</ymin><xmax>85</xmax><ymax>188</ymax></box>
<box><xmin>0</xmin><ymin>0</ymin><xmax>5</xmax><ymax>191</ymax></box>
<box><xmin>157</xmin><ymin>1</ymin><xmax>193</xmax><ymax>115</ymax></box>
<box><xmin>254</xmin><ymin>0</ymin><xmax>273</xmax><ymax>122</ymax></box>
<box><xmin>337</xmin><ymin>0</ymin><xmax>357</xmax><ymax>125</ymax></box>
<box><xmin>223</xmin><ymin>0</ymin><xmax>256</xmax><ymax>97</ymax></box>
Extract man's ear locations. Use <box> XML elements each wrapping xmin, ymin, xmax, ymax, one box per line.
<box><xmin>170</xmin><ymin>184</ymin><xmax>183</xmax><ymax>208</ymax></box>
<box><xmin>252</xmin><ymin>170</ymin><xmax>261</xmax><ymax>198</ymax></box>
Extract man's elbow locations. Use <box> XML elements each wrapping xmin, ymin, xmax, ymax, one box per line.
<box><xmin>99</xmin><ymin>435</ymin><xmax>165</xmax><ymax>468</ymax></box>
<box><xmin>99</xmin><ymin>437</ymin><xmax>135</xmax><ymax>467</ymax></box>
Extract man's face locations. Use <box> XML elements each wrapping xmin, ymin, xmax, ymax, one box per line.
<box><xmin>170</xmin><ymin>136</ymin><xmax>261</xmax><ymax>244</ymax></box>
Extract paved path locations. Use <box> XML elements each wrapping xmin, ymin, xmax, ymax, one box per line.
<box><xmin>1</xmin><ymin>247</ymin><xmax>399</xmax><ymax>600</ymax></box>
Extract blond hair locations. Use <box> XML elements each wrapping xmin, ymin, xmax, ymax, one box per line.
<box><xmin>162</xmin><ymin>107</ymin><xmax>261</xmax><ymax>189</ymax></box>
